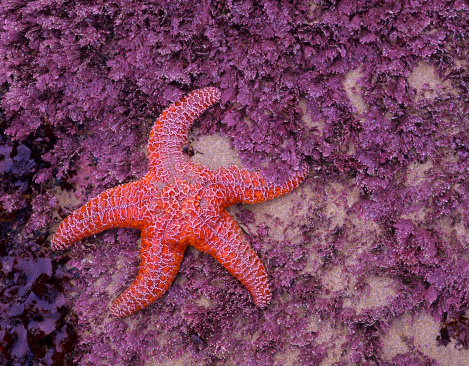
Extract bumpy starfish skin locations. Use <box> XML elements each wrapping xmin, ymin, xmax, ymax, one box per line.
<box><xmin>51</xmin><ymin>87</ymin><xmax>309</xmax><ymax>317</ymax></box>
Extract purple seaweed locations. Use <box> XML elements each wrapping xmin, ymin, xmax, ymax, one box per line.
<box><xmin>1</xmin><ymin>0</ymin><xmax>469</xmax><ymax>364</ymax></box>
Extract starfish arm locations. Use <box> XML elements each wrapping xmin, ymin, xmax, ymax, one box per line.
<box><xmin>193</xmin><ymin>212</ymin><xmax>271</xmax><ymax>307</ymax></box>
<box><xmin>51</xmin><ymin>179</ymin><xmax>153</xmax><ymax>250</ymax></box>
<box><xmin>110</xmin><ymin>223</ymin><xmax>185</xmax><ymax>317</ymax></box>
<box><xmin>147</xmin><ymin>87</ymin><xmax>221</xmax><ymax>179</ymax></box>
<box><xmin>215</xmin><ymin>163</ymin><xmax>309</xmax><ymax>206</ymax></box>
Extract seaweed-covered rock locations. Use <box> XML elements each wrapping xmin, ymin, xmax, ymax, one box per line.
<box><xmin>1</xmin><ymin>0</ymin><xmax>469</xmax><ymax>364</ymax></box>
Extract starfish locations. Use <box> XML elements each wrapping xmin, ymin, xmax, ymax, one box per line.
<box><xmin>51</xmin><ymin>87</ymin><xmax>309</xmax><ymax>317</ymax></box>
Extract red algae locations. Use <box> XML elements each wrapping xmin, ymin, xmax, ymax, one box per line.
<box><xmin>0</xmin><ymin>256</ymin><xmax>76</xmax><ymax>365</ymax></box>
<box><xmin>1</xmin><ymin>0</ymin><xmax>469</xmax><ymax>364</ymax></box>
<box><xmin>437</xmin><ymin>311</ymin><xmax>469</xmax><ymax>349</ymax></box>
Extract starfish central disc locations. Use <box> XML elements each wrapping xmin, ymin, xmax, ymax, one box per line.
<box><xmin>51</xmin><ymin>87</ymin><xmax>309</xmax><ymax>318</ymax></box>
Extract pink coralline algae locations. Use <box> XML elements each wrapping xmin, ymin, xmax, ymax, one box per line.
<box><xmin>1</xmin><ymin>0</ymin><xmax>469</xmax><ymax>364</ymax></box>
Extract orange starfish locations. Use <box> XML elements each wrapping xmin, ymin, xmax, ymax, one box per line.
<box><xmin>51</xmin><ymin>87</ymin><xmax>309</xmax><ymax>317</ymax></box>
